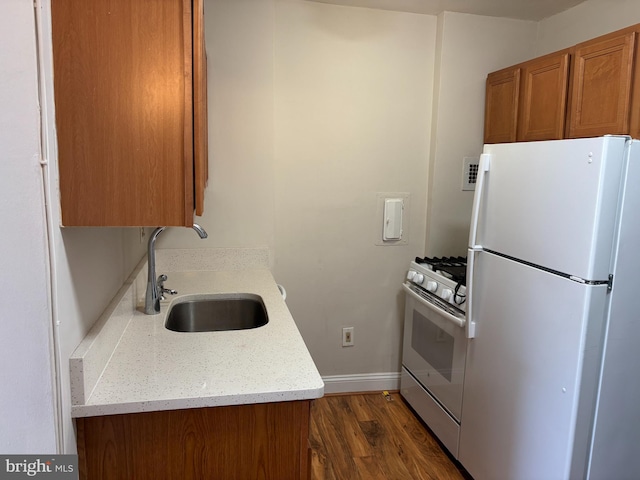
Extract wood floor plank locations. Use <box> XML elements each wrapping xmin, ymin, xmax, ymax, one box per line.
<box><xmin>363</xmin><ymin>393</ymin><xmax>465</xmax><ymax>479</ymax></box>
<box><xmin>309</xmin><ymin>401</ymin><xmax>327</xmax><ymax>453</ymax></box>
<box><xmin>348</xmin><ymin>394</ymin><xmax>375</xmax><ymax>422</ymax></box>
<box><xmin>311</xmin><ymin>395</ymin><xmax>364</xmax><ymax>480</ymax></box>
<box><xmin>327</xmin><ymin>397</ymin><xmax>372</xmax><ymax>458</ymax></box>
<box><xmin>310</xmin><ymin>448</ymin><xmax>338</xmax><ymax>480</ymax></box>
<box><xmin>310</xmin><ymin>392</ymin><xmax>468</xmax><ymax>480</ymax></box>
<box><xmin>361</xmin><ymin>404</ymin><xmax>432</xmax><ymax>480</ymax></box>
<box><xmin>343</xmin><ymin>394</ymin><xmax>421</xmax><ymax>480</ymax></box>
<box><xmin>310</xmin><ymin>400</ymin><xmax>339</xmax><ymax>480</ymax></box>
<box><xmin>358</xmin><ymin>419</ymin><xmax>384</xmax><ymax>448</ymax></box>
<box><xmin>353</xmin><ymin>456</ymin><xmax>390</xmax><ymax>479</ymax></box>
<box><xmin>377</xmin><ymin>393</ymin><xmax>447</xmax><ymax>456</ymax></box>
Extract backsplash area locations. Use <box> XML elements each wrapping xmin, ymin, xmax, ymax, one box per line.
<box><xmin>155</xmin><ymin>247</ymin><xmax>271</xmax><ymax>272</ymax></box>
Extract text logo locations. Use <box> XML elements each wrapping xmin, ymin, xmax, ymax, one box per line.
<box><xmin>0</xmin><ymin>456</ymin><xmax>77</xmax><ymax>479</ymax></box>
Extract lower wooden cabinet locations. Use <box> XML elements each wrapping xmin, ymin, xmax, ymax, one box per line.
<box><xmin>75</xmin><ymin>400</ymin><xmax>312</xmax><ymax>480</ymax></box>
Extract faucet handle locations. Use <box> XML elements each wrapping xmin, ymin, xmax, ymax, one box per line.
<box><xmin>157</xmin><ymin>274</ymin><xmax>177</xmax><ymax>300</ymax></box>
<box><xmin>160</xmin><ymin>289</ymin><xmax>178</xmax><ymax>300</ymax></box>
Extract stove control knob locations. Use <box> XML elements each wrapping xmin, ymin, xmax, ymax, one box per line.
<box><xmin>413</xmin><ymin>273</ymin><xmax>425</xmax><ymax>285</ymax></box>
<box><xmin>425</xmin><ymin>281</ymin><xmax>437</xmax><ymax>292</ymax></box>
<box><xmin>440</xmin><ymin>288</ymin><xmax>452</xmax><ymax>301</ymax></box>
<box><xmin>406</xmin><ymin>270</ymin><xmax>416</xmax><ymax>281</ymax></box>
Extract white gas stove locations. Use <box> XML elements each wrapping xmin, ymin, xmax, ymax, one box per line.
<box><xmin>401</xmin><ymin>256</ymin><xmax>468</xmax><ymax>459</ymax></box>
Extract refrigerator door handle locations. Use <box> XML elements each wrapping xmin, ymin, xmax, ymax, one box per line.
<box><xmin>469</xmin><ymin>153</ymin><xmax>491</xmax><ymax>249</ymax></box>
<box><xmin>466</xmin><ymin>248</ymin><xmax>477</xmax><ymax>339</ymax></box>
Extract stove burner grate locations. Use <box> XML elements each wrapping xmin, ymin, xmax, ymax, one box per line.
<box><xmin>415</xmin><ymin>256</ymin><xmax>468</xmax><ymax>286</ymax></box>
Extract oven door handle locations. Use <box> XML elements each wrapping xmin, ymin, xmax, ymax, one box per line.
<box><xmin>402</xmin><ymin>283</ymin><xmax>465</xmax><ymax>328</ymax></box>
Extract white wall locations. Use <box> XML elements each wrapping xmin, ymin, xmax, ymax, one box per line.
<box><xmin>425</xmin><ymin>12</ymin><xmax>537</xmax><ymax>256</ymax></box>
<box><xmin>161</xmin><ymin>0</ymin><xmax>437</xmax><ymax>380</ymax></box>
<box><xmin>273</xmin><ymin>0</ymin><xmax>436</xmax><ymax>376</ymax></box>
<box><xmin>158</xmin><ymin>0</ymin><xmax>275</xmax><ymax>251</ymax></box>
<box><xmin>536</xmin><ymin>0</ymin><xmax>640</xmax><ymax>55</ymax></box>
<box><xmin>0</xmin><ymin>0</ymin><xmax>57</xmax><ymax>453</ymax></box>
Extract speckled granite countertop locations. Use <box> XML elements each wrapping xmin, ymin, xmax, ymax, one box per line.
<box><xmin>70</xmin><ymin>249</ymin><xmax>324</xmax><ymax>418</ymax></box>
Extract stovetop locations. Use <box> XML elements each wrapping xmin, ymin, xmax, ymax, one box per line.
<box><xmin>405</xmin><ymin>256</ymin><xmax>468</xmax><ymax>313</ymax></box>
<box><xmin>415</xmin><ymin>256</ymin><xmax>467</xmax><ymax>286</ymax></box>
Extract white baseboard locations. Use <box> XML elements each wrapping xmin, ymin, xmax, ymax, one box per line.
<box><xmin>321</xmin><ymin>372</ymin><xmax>401</xmax><ymax>395</ymax></box>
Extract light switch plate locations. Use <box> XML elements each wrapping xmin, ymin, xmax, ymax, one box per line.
<box><xmin>375</xmin><ymin>193</ymin><xmax>410</xmax><ymax>246</ymax></box>
<box><xmin>383</xmin><ymin>198</ymin><xmax>403</xmax><ymax>241</ymax></box>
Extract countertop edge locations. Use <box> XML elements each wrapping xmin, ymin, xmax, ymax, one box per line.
<box><xmin>72</xmin><ymin>384</ymin><xmax>325</xmax><ymax>418</ymax></box>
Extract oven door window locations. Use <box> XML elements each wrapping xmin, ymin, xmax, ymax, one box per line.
<box><xmin>402</xmin><ymin>291</ymin><xmax>466</xmax><ymax>421</ymax></box>
<box><xmin>412</xmin><ymin>310</ymin><xmax>455</xmax><ymax>382</ymax></box>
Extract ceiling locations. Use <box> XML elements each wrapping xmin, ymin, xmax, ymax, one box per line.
<box><xmin>306</xmin><ymin>0</ymin><xmax>588</xmax><ymax>21</ymax></box>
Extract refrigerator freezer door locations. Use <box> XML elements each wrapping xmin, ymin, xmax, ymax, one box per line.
<box><xmin>476</xmin><ymin>136</ymin><xmax>627</xmax><ymax>281</ymax></box>
<box><xmin>459</xmin><ymin>251</ymin><xmax>608</xmax><ymax>480</ymax></box>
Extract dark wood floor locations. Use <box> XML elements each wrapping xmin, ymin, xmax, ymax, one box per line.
<box><xmin>309</xmin><ymin>392</ymin><xmax>470</xmax><ymax>480</ymax></box>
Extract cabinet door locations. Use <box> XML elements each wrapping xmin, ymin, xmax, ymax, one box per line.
<box><xmin>52</xmin><ymin>0</ymin><xmax>200</xmax><ymax>226</ymax></box>
<box><xmin>517</xmin><ymin>52</ymin><xmax>569</xmax><ymax>142</ymax></box>
<box><xmin>568</xmin><ymin>31</ymin><xmax>636</xmax><ymax>139</ymax></box>
<box><xmin>484</xmin><ymin>68</ymin><xmax>520</xmax><ymax>144</ymax></box>
<box><xmin>76</xmin><ymin>401</ymin><xmax>312</xmax><ymax>480</ymax></box>
<box><xmin>193</xmin><ymin>0</ymin><xmax>208</xmax><ymax>217</ymax></box>
<box><xmin>629</xmin><ymin>28</ymin><xmax>640</xmax><ymax>139</ymax></box>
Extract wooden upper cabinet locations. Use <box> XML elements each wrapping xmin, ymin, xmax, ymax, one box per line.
<box><xmin>632</xmin><ymin>27</ymin><xmax>640</xmax><ymax>139</ymax></box>
<box><xmin>517</xmin><ymin>51</ymin><xmax>570</xmax><ymax>142</ymax></box>
<box><xmin>484</xmin><ymin>68</ymin><xmax>520</xmax><ymax>144</ymax></box>
<box><xmin>52</xmin><ymin>0</ymin><xmax>208</xmax><ymax>226</ymax></box>
<box><xmin>567</xmin><ymin>30</ymin><xmax>636</xmax><ymax>139</ymax></box>
<box><xmin>193</xmin><ymin>0</ymin><xmax>208</xmax><ymax>217</ymax></box>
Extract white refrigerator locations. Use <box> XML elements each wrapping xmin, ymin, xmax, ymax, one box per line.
<box><xmin>460</xmin><ymin>136</ymin><xmax>640</xmax><ymax>480</ymax></box>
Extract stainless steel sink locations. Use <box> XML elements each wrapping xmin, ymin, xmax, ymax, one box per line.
<box><xmin>165</xmin><ymin>294</ymin><xmax>268</xmax><ymax>332</ymax></box>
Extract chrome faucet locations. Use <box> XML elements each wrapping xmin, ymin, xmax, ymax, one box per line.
<box><xmin>144</xmin><ymin>224</ymin><xmax>209</xmax><ymax>315</ymax></box>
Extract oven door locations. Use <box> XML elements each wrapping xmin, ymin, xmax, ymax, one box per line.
<box><xmin>402</xmin><ymin>283</ymin><xmax>467</xmax><ymax>421</ymax></box>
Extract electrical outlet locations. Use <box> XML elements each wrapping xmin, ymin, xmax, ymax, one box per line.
<box><xmin>342</xmin><ymin>327</ymin><xmax>354</xmax><ymax>347</ymax></box>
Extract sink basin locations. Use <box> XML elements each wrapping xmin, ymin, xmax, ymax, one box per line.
<box><xmin>165</xmin><ymin>294</ymin><xmax>268</xmax><ymax>332</ymax></box>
